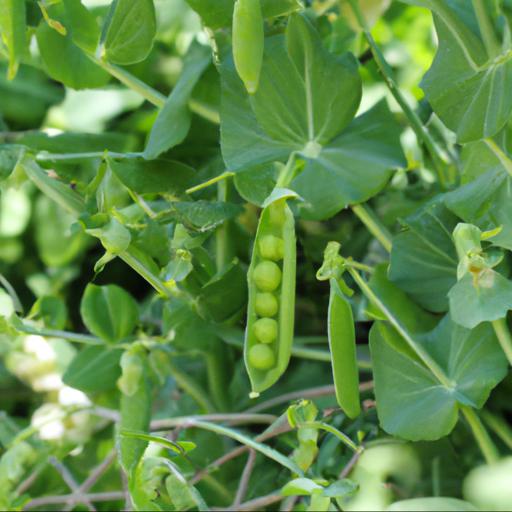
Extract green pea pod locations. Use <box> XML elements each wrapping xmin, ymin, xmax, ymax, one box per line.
<box><xmin>245</xmin><ymin>188</ymin><xmax>297</xmax><ymax>396</ymax></box>
<box><xmin>328</xmin><ymin>278</ymin><xmax>360</xmax><ymax>418</ymax></box>
<box><xmin>232</xmin><ymin>0</ymin><xmax>264</xmax><ymax>94</ymax></box>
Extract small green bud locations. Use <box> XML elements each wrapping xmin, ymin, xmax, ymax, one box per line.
<box><xmin>248</xmin><ymin>344</ymin><xmax>275</xmax><ymax>370</ymax></box>
<box><xmin>253</xmin><ymin>260</ymin><xmax>282</xmax><ymax>292</ymax></box>
<box><xmin>253</xmin><ymin>317</ymin><xmax>278</xmax><ymax>343</ymax></box>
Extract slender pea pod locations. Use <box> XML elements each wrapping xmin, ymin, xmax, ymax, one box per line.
<box><xmin>245</xmin><ymin>188</ymin><xmax>297</xmax><ymax>396</ymax></box>
<box><xmin>317</xmin><ymin>242</ymin><xmax>360</xmax><ymax>418</ymax></box>
<box><xmin>328</xmin><ymin>278</ymin><xmax>360</xmax><ymax>418</ymax></box>
<box><xmin>232</xmin><ymin>0</ymin><xmax>264</xmax><ymax>94</ymax></box>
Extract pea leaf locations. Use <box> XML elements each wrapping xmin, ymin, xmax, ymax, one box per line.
<box><xmin>0</xmin><ymin>64</ymin><xmax>64</xmax><ymax>127</ymax></box>
<box><xmin>389</xmin><ymin>199</ymin><xmax>458</xmax><ymax>313</ymax></box>
<box><xmin>220</xmin><ymin>16</ymin><xmax>404</xmax><ymax>219</ymax></box>
<box><xmin>103</xmin><ymin>0</ymin><xmax>156</xmax><ymax>65</ymax></box>
<box><xmin>291</xmin><ymin>101</ymin><xmax>405</xmax><ymax>220</ymax></box>
<box><xmin>161</xmin><ymin>201</ymin><xmax>243</xmax><ymax>232</ymax></box>
<box><xmin>165</xmin><ymin>466</ymin><xmax>208</xmax><ymax>511</ymax></box>
<box><xmin>63</xmin><ymin>346</ymin><xmax>123</xmax><ymax>392</ymax></box>
<box><xmin>234</xmin><ymin>163</ymin><xmax>278</xmax><ymax>206</ymax></box>
<box><xmin>35</xmin><ymin>0</ymin><xmax>110</xmax><ymax>90</ymax></box>
<box><xmin>370</xmin><ymin>315</ymin><xmax>507</xmax><ymax>441</ymax></box>
<box><xmin>445</xmin><ymin>130</ymin><xmax>512</xmax><ymax>251</ymax></box>
<box><xmin>416</xmin><ymin>0</ymin><xmax>512</xmax><ymax>142</ymax></box>
<box><xmin>80</xmin><ymin>284</ymin><xmax>139</xmax><ymax>343</ymax></box>
<box><xmin>108</xmin><ymin>157</ymin><xmax>195</xmax><ymax>195</ymax></box>
<box><xmin>250</xmin><ymin>15</ymin><xmax>361</xmax><ymax>148</ymax></box>
<box><xmin>0</xmin><ymin>145</ymin><xmax>23</xmax><ymax>182</ymax></box>
<box><xmin>282</xmin><ymin>478</ymin><xmax>324</xmax><ymax>496</ymax></box>
<box><xmin>0</xmin><ymin>0</ymin><xmax>27</xmax><ymax>79</ymax></box>
<box><xmin>196</xmin><ymin>261</ymin><xmax>247</xmax><ymax>322</ymax></box>
<box><xmin>144</xmin><ymin>42</ymin><xmax>211</xmax><ymax>160</ymax></box>
<box><xmin>448</xmin><ymin>272</ymin><xmax>512</xmax><ymax>329</ymax></box>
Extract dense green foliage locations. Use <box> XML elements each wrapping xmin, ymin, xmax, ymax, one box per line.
<box><xmin>1</xmin><ymin>0</ymin><xmax>512</xmax><ymax>510</ymax></box>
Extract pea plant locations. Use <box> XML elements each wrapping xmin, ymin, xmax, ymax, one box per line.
<box><xmin>1</xmin><ymin>0</ymin><xmax>512</xmax><ymax>510</ymax></box>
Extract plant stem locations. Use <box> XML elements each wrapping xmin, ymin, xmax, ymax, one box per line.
<box><xmin>220</xmin><ymin>332</ymin><xmax>371</xmax><ymax>369</ymax></box>
<box><xmin>472</xmin><ymin>0</ymin><xmax>501</xmax><ymax>58</ymax></box>
<box><xmin>301</xmin><ymin>421</ymin><xmax>361</xmax><ymax>453</ymax></box>
<box><xmin>348</xmin><ymin>0</ymin><xmax>457</xmax><ymax>189</ymax></box>
<box><xmin>492</xmin><ymin>318</ymin><xmax>512</xmax><ymax>366</ymax></box>
<box><xmin>276</xmin><ymin>153</ymin><xmax>298</xmax><ymax>188</ymax></box>
<box><xmin>161</xmin><ymin>419</ymin><xmax>303</xmax><ymax>475</ymax></box>
<box><xmin>481</xmin><ymin>410</ymin><xmax>512</xmax><ymax>450</ymax></box>
<box><xmin>485</xmin><ymin>138</ymin><xmax>512</xmax><ymax>177</ymax></box>
<box><xmin>189</xmin><ymin>98</ymin><xmax>220</xmax><ymax>125</ymax></box>
<box><xmin>186</xmin><ymin>171</ymin><xmax>234</xmax><ymax>195</ymax></box>
<box><xmin>461</xmin><ymin>406</ymin><xmax>500</xmax><ymax>464</ymax></box>
<box><xmin>16</xmin><ymin>324</ymin><xmax>103</xmax><ymax>345</ymax></box>
<box><xmin>90</xmin><ymin>55</ymin><xmax>165</xmax><ymax>107</ymax></box>
<box><xmin>245</xmin><ymin>382</ymin><xmax>373</xmax><ymax>414</ymax></box>
<box><xmin>351</xmin><ymin>203</ymin><xmax>392</xmax><ymax>253</ymax></box>
<box><xmin>167</xmin><ymin>360</ymin><xmax>216</xmax><ymax>413</ymax></box>
<box><xmin>36</xmin><ymin>151</ymin><xmax>142</xmax><ymax>162</ymax></box>
<box><xmin>151</xmin><ymin>413</ymin><xmax>277</xmax><ymax>430</ymax></box>
<box><xmin>216</xmin><ymin>177</ymin><xmax>231</xmax><ymax>271</ymax></box>
<box><xmin>348</xmin><ymin>267</ymin><xmax>451</xmax><ymax>387</ymax></box>
<box><xmin>90</xmin><ymin>56</ymin><xmax>220</xmax><ymax>124</ymax></box>
<box><xmin>119</xmin><ymin>250</ymin><xmax>173</xmax><ymax>299</ymax></box>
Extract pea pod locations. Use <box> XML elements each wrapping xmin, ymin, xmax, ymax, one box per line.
<box><xmin>232</xmin><ymin>0</ymin><xmax>264</xmax><ymax>94</ymax></box>
<box><xmin>317</xmin><ymin>242</ymin><xmax>360</xmax><ymax>418</ymax></box>
<box><xmin>245</xmin><ymin>188</ymin><xmax>297</xmax><ymax>396</ymax></box>
<box><xmin>328</xmin><ymin>278</ymin><xmax>360</xmax><ymax>418</ymax></box>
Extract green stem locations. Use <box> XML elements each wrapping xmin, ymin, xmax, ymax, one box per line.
<box><xmin>186</xmin><ymin>171</ymin><xmax>234</xmax><ymax>195</ymax></box>
<box><xmin>119</xmin><ymin>251</ymin><xmax>173</xmax><ymax>299</ymax></box>
<box><xmin>216</xmin><ymin>178</ymin><xmax>231</xmax><ymax>271</ymax></box>
<box><xmin>90</xmin><ymin>55</ymin><xmax>165</xmax><ymax>107</ymax></box>
<box><xmin>351</xmin><ymin>204</ymin><xmax>392</xmax><ymax>253</ymax></box>
<box><xmin>16</xmin><ymin>324</ymin><xmax>103</xmax><ymax>344</ymax></box>
<box><xmin>205</xmin><ymin>342</ymin><xmax>231</xmax><ymax>411</ymax></box>
<box><xmin>91</xmin><ymin>57</ymin><xmax>220</xmax><ymax>124</ymax></box>
<box><xmin>461</xmin><ymin>406</ymin><xmax>500</xmax><ymax>464</ymax></box>
<box><xmin>301</xmin><ymin>421</ymin><xmax>361</xmax><ymax>453</ymax></box>
<box><xmin>176</xmin><ymin>419</ymin><xmax>303</xmax><ymax>475</ymax></box>
<box><xmin>276</xmin><ymin>153</ymin><xmax>298</xmax><ymax>188</ymax></box>
<box><xmin>481</xmin><ymin>410</ymin><xmax>512</xmax><ymax>450</ymax></box>
<box><xmin>485</xmin><ymin>139</ymin><xmax>512</xmax><ymax>177</ymax></box>
<box><xmin>348</xmin><ymin>0</ymin><xmax>457</xmax><ymax>189</ymax></box>
<box><xmin>168</xmin><ymin>360</ymin><xmax>216</xmax><ymax>413</ymax></box>
<box><xmin>36</xmin><ymin>151</ymin><xmax>142</xmax><ymax>162</ymax></box>
<box><xmin>348</xmin><ymin>267</ymin><xmax>451</xmax><ymax>387</ymax></box>
<box><xmin>472</xmin><ymin>0</ymin><xmax>501</xmax><ymax>58</ymax></box>
<box><xmin>189</xmin><ymin>99</ymin><xmax>220</xmax><ymax>125</ymax></box>
<box><xmin>492</xmin><ymin>318</ymin><xmax>512</xmax><ymax>366</ymax></box>
<box><xmin>221</xmin><ymin>333</ymin><xmax>371</xmax><ymax>369</ymax></box>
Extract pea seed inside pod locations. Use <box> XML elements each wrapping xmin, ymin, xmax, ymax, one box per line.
<box><xmin>258</xmin><ymin>235</ymin><xmax>284</xmax><ymax>261</ymax></box>
<box><xmin>268</xmin><ymin>202</ymin><xmax>286</xmax><ymax>226</ymax></box>
<box><xmin>248</xmin><ymin>343</ymin><xmax>275</xmax><ymax>370</ymax></box>
<box><xmin>253</xmin><ymin>317</ymin><xmax>278</xmax><ymax>343</ymax></box>
<box><xmin>253</xmin><ymin>260</ymin><xmax>282</xmax><ymax>292</ymax></box>
<box><xmin>255</xmin><ymin>292</ymin><xmax>279</xmax><ymax>317</ymax></box>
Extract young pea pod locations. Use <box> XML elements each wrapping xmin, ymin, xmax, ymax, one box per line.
<box><xmin>245</xmin><ymin>189</ymin><xmax>297</xmax><ymax>396</ymax></box>
<box><xmin>318</xmin><ymin>242</ymin><xmax>360</xmax><ymax>419</ymax></box>
<box><xmin>232</xmin><ymin>0</ymin><xmax>264</xmax><ymax>94</ymax></box>
<box><xmin>328</xmin><ymin>278</ymin><xmax>360</xmax><ymax>419</ymax></box>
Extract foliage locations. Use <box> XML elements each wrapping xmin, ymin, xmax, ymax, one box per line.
<box><xmin>0</xmin><ymin>0</ymin><xmax>512</xmax><ymax>510</ymax></box>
